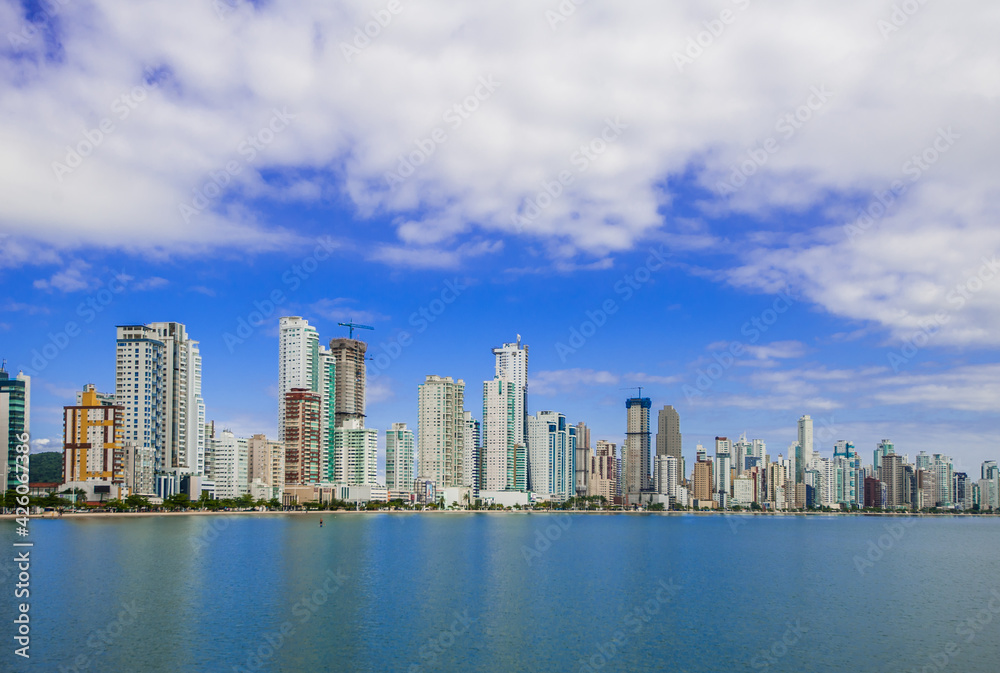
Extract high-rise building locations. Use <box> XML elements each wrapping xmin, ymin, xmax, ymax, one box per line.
<box><xmin>417</xmin><ymin>375</ymin><xmax>466</xmax><ymax>488</ymax></box>
<box><xmin>882</xmin><ymin>453</ymin><xmax>907</xmax><ymax>508</ymax></box>
<box><xmin>795</xmin><ymin>415</ymin><xmax>813</xmax><ymax>483</ymax></box>
<box><xmin>527</xmin><ymin>410</ymin><xmax>575</xmax><ymax>502</ymax></box>
<box><xmin>278</xmin><ymin>317</ymin><xmax>335</xmax><ymax>480</ymax></box>
<box><xmin>833</xmin><ymin>441</ymin><xmax>861</xmax><ymax>507</ymax></box>
<box><xmin>933</xmin><ymin>454</ymin><xmax>954</xmax><ymax>507</ymax></box>
<box><xmin>654</xmin><ymin>454</ymin><xmax>679</xmax><ymax>498</ymax></box>
<box><xmin>589</xmin><ymin>440</ymin><xmax>617</xmax><ymax>503</ymax></box>
<box><xmin>953</xmin><ymin>472</ymin><xmax>971</xmax><ymax>510</ymax></box>
<box><xmin>874</xmin><ymin>439</ymin><xmax>894</xmax><ymax>473</ymax></box>
<box><xmin>115</xmin><ymin>323</ymin><xmax>205</xmax><ymax>497</ymax></box>
<box><xmin>714</xmin><ymin>437</ymin><xmax>731</xmax><ymax>501</ymax></box>
<box><xmin>462</xmin><ymin>411</ymin><xmax>479</xmax><ymax>492</ymax></box>
<box><xmin>656</xmin><ymin>406</ymin><xmax>682</xmax><ymax>461</ymax></box>
<box><xmin>248</xmin><ymin>433</ymin><xmax>284</xmax><ymax>500</ymax></box>
<box><xmin>283</xmin><ymin>388</ymin><xmax>322</xmax><ymax>485</ymax></box>
<box><xmin>482</xmin><ymin>377</ymin><xmax>521</xmax><ymax>491</ymax></box>
<box><xmin>333</xmin><ymin>419</ymin><xmax>379</xmax><ymax>485</ymax></box>
<box><xmin>622</xmin><ymin>397</ymin><xmax>651</xmax><ymax>498</ymax></box>
<box><xmin>211</xmin><ymin>430</ymin><xmax>249</xmax><ymax>499</ymax></box>
<box><xmin>693</xmin><ymin>460</ymin><xmax>713</xmax><ymax>502</ymax></box>
<box><xmin>386</xmin><ymin>422</ymin><xmax>414</xmax><ymax>500</ymax></box>
<box><xmin>492</xmin><ymin>336</ymin><xmax>528</xmax><ymax>445</ymax></box>
<box><xmin>328</xmin><ymin>337</ymin><xmax>367</xmax><ymax>428</ymax></box>
<box><xmin>575</xmin><ymin>421</ymin><xmax>590</xmax><ymax>498</ymax></box>
<box><xmin>1</xmin><ymin>367</ymin><xmax>30</xmax><ymax>491</ymax></box>
<box><xmin>62</xmin><ymin>384</ymin><xmax>124</xmax><ymax>487</ymax></box>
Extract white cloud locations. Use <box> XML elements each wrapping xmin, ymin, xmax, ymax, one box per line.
<box><xmin>309</xmin><ymin>297</ymin><xmax>388</xmax><ymax>325</ymax></box>
<box><xmin>32</xmin><ymin>260</ymin><xmax>94</xmax><ymax>292</ymax></box>
<box><xmin>0</xmin><ymin>0</ymin><xmax>997</xmax><ymax>346</ymax></box>
<box><xmin>532</xmin><ymin>369</ymin><xmax>621</xmax><ymax>395</ymax></box>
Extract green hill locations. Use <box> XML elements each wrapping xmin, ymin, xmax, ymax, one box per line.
<box><xmin>29</xmin><ymin>451</ymin><xmax>63</xmax><ymax>483</ymax></box>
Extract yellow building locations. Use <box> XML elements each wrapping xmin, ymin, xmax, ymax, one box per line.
<box><xmin>63</xmin><ymin>384</ymin><xmax>125</xmax><ymax>486</ymax></box>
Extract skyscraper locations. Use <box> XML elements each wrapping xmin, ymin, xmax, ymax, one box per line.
<box><xmin>386</xmin><ymin>422</ymin><xmax>414</xmax><ymax>499</ymax></box>
<box><xmin>482</xmin><ymin>377</ymin><xmax>524</xmax><ymax>491</ymax></box>
<box><xmin>284</xmin><ymin>388</ymin><xmax>322</xmax><ymax>485</ymax></box>
<box><xmin>574</xmin><ymin>421</ymin><xmax>590</xmax><ymax>498</ymax></box>
<box><xmin>527</xmin><ymin>410</ymin><xmax>575</xmax><ymax>502</ymax></box>
<box><xmin>714</xmin><ymin>437</ymin><xmax>731</xmax><ymax>502</ymax></box>
<box><xmin>655</xmin><ymin>405</ymin><xmax>682</xmax><ymax>460</ymax></box>
<box><xmin>622</xmin><ymin>396</ymin><xmax>651</xmax><ymax>499</ymax></box>
<box><xmin>0</xmin><ymin>366</ymin><xmax>30</xmax><ymax>492</ymax></box>
<box><xmin>329</xmin><ymin>337</ymin><xmax>367</xmax><ymax>428</ymax></box>
<box><xmin>462</xmin><ymin>411</ymin><xmax>480</xmax><ymax>492</ymax></box>
<box><xmin>278</xmin><ymin>317</ymin><xmax>335</xmax><ymax>479</ymax></box>
<box><xmin>795</xmin><ymin>415</ymin><xmax>813</xmax><ymax>483</ymax></box>
<box><xmin>116</xmin><ymin>322</ymin><xmax>205</xmax><ymax>497</ymax></box>
<box><xmin>417</xmin><ymin>375</ymin><xmax>466</xmax><ymax>488</ymax></box>
<box><xmin>492</xmin><ymin>337</ymin><xmax>528</xmax><ymax>445</ymax></box>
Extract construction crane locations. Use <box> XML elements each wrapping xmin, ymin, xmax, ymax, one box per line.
<box><xmin>337</xmin><ymin>320</ymin><xmax>374</xmax><ymax>340</ymax></box>
<box><xmin>620</xmin><ymin>386</ymin><xmax>644</xmax><ymax>398</ymax></box>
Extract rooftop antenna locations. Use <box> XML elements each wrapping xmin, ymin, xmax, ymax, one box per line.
<box><xmin>337</xmin><ymin>320</ymin><xmax>374</xmax><ymax>340</ymax></box>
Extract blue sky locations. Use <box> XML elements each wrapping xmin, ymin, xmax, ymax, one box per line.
<box><xmin>1</xmin><ymin>0</ymin><xmax>998</xmax><ymax>474</ymax></box>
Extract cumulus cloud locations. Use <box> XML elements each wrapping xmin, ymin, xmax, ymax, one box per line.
<box><xmin>1</xmin><ymin>0</ymin><xmax>997</xmax><ymax>344</ymax></box>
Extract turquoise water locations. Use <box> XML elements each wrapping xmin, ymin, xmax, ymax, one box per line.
<box><xmin>2</xmin><ymin>513</ymin><xmax>999</xmax><ymax>672</ymax></box>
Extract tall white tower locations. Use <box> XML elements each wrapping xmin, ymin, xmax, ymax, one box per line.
<box><xmin>116</xmin><ymin>322</ymin><xmax>205</xmax><ymax>496</ymax></box>
<box><xmin>492</xmin><ymin>336</ymin><xmax>528</xmax><ymax>445</ymax></box>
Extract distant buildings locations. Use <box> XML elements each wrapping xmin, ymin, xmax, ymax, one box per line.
<box><xmin>526</xmin><ymin>410</ymin><xmax>575</xmax><ymax>502</ymax></box>
<box><xmin>386</xmin><ymin>422</ymin><xmax>414</xmax><ymax>500</ymax></box>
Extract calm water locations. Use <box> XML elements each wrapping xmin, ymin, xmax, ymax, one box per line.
<box><xmin>2</xmin><ymin>513</ymin><xmax>1000</xmax><ymax>672</ymax></box>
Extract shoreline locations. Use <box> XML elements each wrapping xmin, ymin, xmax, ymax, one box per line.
<box><xmin>2</xmin><ymin>509</ymin><xmax>996</xmax><ymax>519</ymax></box>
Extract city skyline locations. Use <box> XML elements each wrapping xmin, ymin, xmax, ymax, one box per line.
<box><xmin>4</xmin><ymin>315</ymin><xmax>997</xmax><ymax>487</ymax></box>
